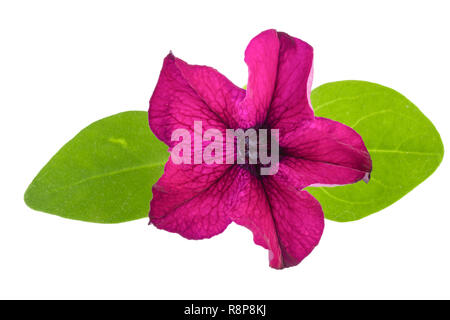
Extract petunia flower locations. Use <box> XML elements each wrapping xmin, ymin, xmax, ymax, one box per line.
<box><xmin>148</xmin><ymin>29</ymin><xmax>372</xmax><ymax>269</ymax></box>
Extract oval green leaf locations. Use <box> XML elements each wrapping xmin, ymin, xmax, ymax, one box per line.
<box><xmin>24</xmin><ymin>111</ymin><xmax>169</xmax><ymax>223</ymax></box>
<box><xmin>307</xmin><ymin>80</ymin><xmax>444</xmax><ymax>222</ymax></box>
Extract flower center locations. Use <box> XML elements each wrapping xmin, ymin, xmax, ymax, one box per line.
<box><xmin>235</xmin><ymin>127</ymin><xmax>279</xmax><ymax>177</ymax></box>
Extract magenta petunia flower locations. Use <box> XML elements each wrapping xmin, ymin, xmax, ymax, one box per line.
<box><xmin>148</xmin><ymin>29</ymin><xmax>372</xmax><ymax>269</ymax></box>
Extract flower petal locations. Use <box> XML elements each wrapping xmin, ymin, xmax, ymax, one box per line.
<box><xmin>229</xmin><ymin>169</ymin><xmax>324</xmax><ymax>269</ymax></box>
<box><xmin>266</xmin><ymin>32</ymin><xmax>315</xmax><ymax>131</ymax></box>
<box><xmin>150</xmin><ymin>160</ymin><xmax>240</xmax><ymax>240</ymax></box>
<box><xmin>239</xmin><ymin>29</ymin><xmax>280</xmax><ymax>127</ymax></box>
<box><xmin>240</xmin><ymin>30</ymin><xmax>315</xmax><ymax>130</ymax></box>
<box><xmin>279</xmin><ymin>117</ymin><xmax>372</xmax><ymax>188</ymax></box>
<box><xmin>149</xmin><ymin>53</ymin><xmax>245</xmax><ymax>146</ymax></box>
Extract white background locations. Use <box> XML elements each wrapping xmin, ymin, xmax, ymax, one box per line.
<box><xmin>1</xmin><ymin>0</ymin><xmax>449</xmax><ymax>299</ymax></box>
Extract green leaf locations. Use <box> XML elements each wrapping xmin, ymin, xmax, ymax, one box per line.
<box><xmin>307</xmin><ymin>80</ymin><xmax>444</xmax><ymax>222</ymax></box>
<box><xmin>24</xmin><ymin>111</ymin><xmax>169</xmax><ymax>223</ymax></box>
